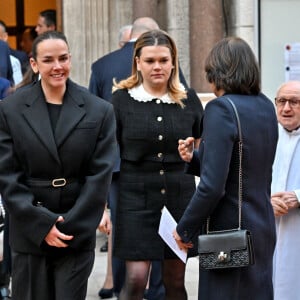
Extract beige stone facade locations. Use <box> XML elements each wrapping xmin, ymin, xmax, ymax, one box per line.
<box><xmin>61</xmin><ymin>0</ymin><xmax>257</xmax><ymax>92</ymax></box>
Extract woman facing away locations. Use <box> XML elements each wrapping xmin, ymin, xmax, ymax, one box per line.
<box><xmin>110</xmin><ymin>29</ymin><xmax>204</xmax><ymax>300</ymax></box>
<box><xmin>0</xmin><ymin>31</ymin><xmax>117</xmax><ymax>300</ymax></box>
<box><xmin>174</xmin><ymin>36</ymin><xmax>278</xmax><ymax>300</ymax></box>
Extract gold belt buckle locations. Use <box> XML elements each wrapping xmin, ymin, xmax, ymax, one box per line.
<box><xmin>52</xmin><ymin>178</ymin><xmax>66</xmax><ymax>187</ymax></box>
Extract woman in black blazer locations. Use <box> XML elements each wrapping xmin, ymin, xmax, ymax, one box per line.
<box><xmin>0</xmin><ymin>31</ymin><xmax>117</xmax><ymax>300</ymax></box>
<box><xmin>174</xmin><ymin>37</ymin><xmax>278</xmax><ymax>300</ymax></box>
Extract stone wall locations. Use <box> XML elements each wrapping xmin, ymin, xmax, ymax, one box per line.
<box><xmin>62</xmin><ymin>0</ymin><xmax>257</xmax><ymax>91</ymax></box>
<box><xmin>63</xmin><ymin>0</ymin><xmax>132</xmax><ymax>88</ymax></box>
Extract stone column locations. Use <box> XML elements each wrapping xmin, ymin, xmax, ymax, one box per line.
<box><xmin>62</xmin><ymin>0</ymin><xmax>109</xmax><ymax>87</ymax></box>
<box><xmin>132</xmin><ymin>0</ymin><xmax>158</xmax><ymax>20</ymax></box>
<box><xmin>166</xmin><ymin>0</ymin><xmax>190</xmax><ymax>85</ymax></box>
<box><xmin>62</xmin><ymin>0</ymin><xmax>132</xmax><ymax>87</ymax></box>
<box><xmin>189</xmin><ymin>0</ymin><xmax>224</xmax><ymax>92</ymax></box>
<box><xmin>225</xmin><ymin>0</ymin><xmax>257</xmax><ymax>54</ymax></box>
<box><xmin>108</xmin><ymin>0</ymin><xmax>133</xmax><ymax>48</ymax></box>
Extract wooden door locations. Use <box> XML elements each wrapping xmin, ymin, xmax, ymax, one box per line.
<box><xmin>0</xmin><ymin>0</ymin><xmax>59</xmax><ymax>50</ymax></box>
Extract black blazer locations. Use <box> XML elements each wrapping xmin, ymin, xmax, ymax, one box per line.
<box><xmin>0</xmin><ymin>80</ymin><xmax>117</xmax><ymax>255</ymax></box>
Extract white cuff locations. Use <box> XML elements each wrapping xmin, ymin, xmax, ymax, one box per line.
<box><xmin>294</xmin><ymin>189</ymin><xmax>300</xmax><ymax>203</ymax></box>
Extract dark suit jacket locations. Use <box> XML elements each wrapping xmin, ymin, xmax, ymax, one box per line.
<box><xmin>10</xmin><ymin>48</ymin><xmax>29</xmax><ymax>75</ymax></box>
<box><xmin>89</xmin><ymin>42</ymin><xmax>136</xmax><ymax>173</ymax></box>
<box><xmin>0</xmin><ymin>79</ymin><xmax>117</xmax><ymax>255</ymax></box>
<box><xmin>177</xmin><ymin>94</ymin><xmax>278</xmax><ymax>300</ymax></box>
<box><xmin>89</xmin><ymin>41</ymin><xmax>134</xmax><ymax>102</ymax></box>
<box><xmin>0</xmin><ymin>40</ymin><xmax>13</xmax><ymax>84</ymax></box>
<box><xmin>0</xmin><ymin>78</ymin><xmax>10</xmax><ymax>99</ymax></box>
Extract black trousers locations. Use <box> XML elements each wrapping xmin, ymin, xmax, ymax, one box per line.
<box><xmin>0</xmin><ymin>215</ymin><xmax>10</xmax><ymax>288</ymax></box>
<box><xmin>109</xmin><ymin>173</ymin><xmax>126</xmax><ymax>295</ymax></box>
<box><xmin>11</xmin><ymin>250</ymin><xmax>94</xmax><ymax>300</ymax></box>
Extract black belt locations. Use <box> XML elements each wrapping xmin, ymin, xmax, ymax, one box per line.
<box><xmin>26</xmin><ymin>177</ymin><xmax>77</xmax><ymax>188</ymax></box>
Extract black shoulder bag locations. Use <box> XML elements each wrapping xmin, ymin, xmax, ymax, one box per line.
<box><xmin>197</xmin><ymin>98</ymin><xmax>255</xmax><ymax>269</ymax></box>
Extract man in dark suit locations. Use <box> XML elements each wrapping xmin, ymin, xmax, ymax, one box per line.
<box><xmin>89</xmin><ymin>17</ymin><xmax>185</xmax><ymax>300</ymax></box>
<box><xmin>0</xmin><ymin>78</ymin><xmax>10</xmax><ymax>99</ymax></box>
<box><xmin>0</xmin><ymin>20</ymin><xmax>29</xmax><ymax>75</ymax></box>
<box><xmin>0</xmin><ymin>40</ymin><xmax>13</xmax><ymax>84</ymax></box>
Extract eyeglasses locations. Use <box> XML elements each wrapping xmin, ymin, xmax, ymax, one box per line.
<box><xmin>275</xmin><ymin>97</ymin><xmax>300</xmax><ymax>108</ymax></box>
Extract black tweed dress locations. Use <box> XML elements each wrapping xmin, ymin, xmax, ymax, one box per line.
<box><xmin>111</xmin><ymin>87</ymin><xmax>203</xmax><ymax>260</ymax></box>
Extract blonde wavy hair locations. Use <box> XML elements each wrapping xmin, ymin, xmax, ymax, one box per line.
<box><xmin>113</xmin><ymin>29</ymin><xmax>186</xmax><ymax>107</ymax></box>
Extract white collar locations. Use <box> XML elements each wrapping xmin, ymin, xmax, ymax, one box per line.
<box><xmin>282</xmin><ymin>125</ymin><xmax>300</xmax><ymax>136</ymax></box>
<box><xmin>128</xmin><ymin>84</ymin><xmax>182</xmax><ymax>104</ymax></box>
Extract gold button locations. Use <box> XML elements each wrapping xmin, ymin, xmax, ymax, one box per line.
<box><xmin>157</xmin><ymin>116</ymin><xmax>163</xmax><ymax>121</ymax></box>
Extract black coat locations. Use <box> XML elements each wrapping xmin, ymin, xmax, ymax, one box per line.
<box><xmin>0</xmin><ymin>40</ymin><xmax>13</xmax><ymax>84</ymax></box>
<box><xmin>0</xmin><ymin>80</ymin><xmax>117</xmax><ymax>255</ymax></box>
<box><xmin>177</xmin><ymin>94</ymin><xmax>278</xmax><ymax>300</ymax></box>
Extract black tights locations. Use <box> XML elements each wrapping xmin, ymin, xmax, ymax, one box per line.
<box><xmin>119</xmin><ymin>259</ymin><xmax>187</xmax><ymax>300</ymax></box>
<box><xmin>163</xmin><ymin>259</ymin><xmax>187</xmax><ymax>300</ymax></box>
<box><xmin>119</xmin><ymin>261</ymin><xmax>150</xmax><ymax>300</ymax></box>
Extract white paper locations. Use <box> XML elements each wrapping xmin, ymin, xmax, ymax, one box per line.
<box><xmin>284</xmin><ymin>43</ymin><xmax>300</xmax><ymax>81</ymax></box>
<box><xmin>158</xmin><ymin>206</ymin><xmax>187</xmax><ymax>263</ymax></box>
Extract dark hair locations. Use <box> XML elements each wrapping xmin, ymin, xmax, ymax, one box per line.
<box><xmin>31</xmin><ymin>31</ymin><xmax>68</xmax><ymax>60</ymax></box>
<box><xmin>29</xmin><ymin>27</ymin><xmax>38</xmax><ymax>40</ymax></box>
<box><xmin>205</xmin><ymin>37</ymin><xmax>260</xmax><ymax>95</ymax></box>
<box><xmin>16</xmin><ymin>67</ymin><xmax>38</xmax><ymax>89</ymax></box>
<box><xmin>40</xmin><ymin>9</ymin><xmax>56</xmax><ymax>28</ymax></box>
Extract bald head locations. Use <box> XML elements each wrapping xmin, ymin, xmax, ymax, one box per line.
<box><xmin>276</xmin><ymin>81</ymin><xmax>300</xmax><ymax>96</ymax></box>
<box><xmin>130</xmin><ymin>17</ymin><xmax>160</xmax><ymax>39</ymax></box>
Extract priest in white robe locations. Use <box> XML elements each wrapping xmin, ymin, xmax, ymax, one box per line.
<box><xmin>272</xmin><ymin>81</ymin><xmax>300</xmax><ymax>300</ymax></box>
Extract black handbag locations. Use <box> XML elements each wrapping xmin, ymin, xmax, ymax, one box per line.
<box><xmin>198</xmin><ymin>97</ymin><xmax>255</xmax><ymax>270</ymax></box>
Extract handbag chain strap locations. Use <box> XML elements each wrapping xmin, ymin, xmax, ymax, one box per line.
<box><xmin>206</xmin><ymin>97</ymin><xmax>243</xmax><ymax>233</ymax></box>
<box><xmin>0</xmin><ymin>196</ymin><xmax>5</xmax><ymax>218</ymax></box>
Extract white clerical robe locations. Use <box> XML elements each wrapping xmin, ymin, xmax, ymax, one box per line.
<box><xmin>272</xmin><ymin>124</ymin><xmax>300</xmax><ymax>300</ymax></box>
